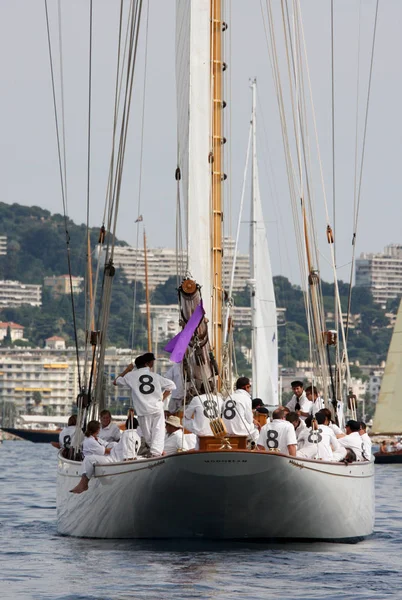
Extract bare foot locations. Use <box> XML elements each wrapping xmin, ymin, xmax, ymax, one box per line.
<box><xmin>70</xmin><ymin>475</ymin><xmax>89</xmax><ymax>494</ymax></box>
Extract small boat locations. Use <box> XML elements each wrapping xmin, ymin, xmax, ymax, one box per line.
<box><xmin>2</xmin><ymin>427</ymin><xmax>59</xmax><ymax>443</ymax></box>
<box><xmin>372</xmin><ymin>298</ymin><xmax>402</xmax><ymax>464</ymax></box>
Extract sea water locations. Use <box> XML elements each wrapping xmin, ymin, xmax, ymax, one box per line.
<box><xmin>0</xmin><ymin>441</ymin><xmax>400</xmax><ymax>600</ymax></box>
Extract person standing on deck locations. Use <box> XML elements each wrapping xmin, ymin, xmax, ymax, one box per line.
<box><xmin>359</xmin><ymin>422</ymin><xmax>372</xmax><ymax>459</ymax></box>
<box><xmin>164</xmin><ymin>362</ymin><xmax>184</xmax><ymax>414</ymax></box>
<box><xmin>222</xmin><ymin>377</ymin><xmax>259</xmax><ymax>443</ymax></box>
<box><xmin>113</xmin><ymin>352</ymin><xmax>175</xmax><ymax>458</ymax></box>
<box><xmin>286</xmin><ymin>380</ymin><xmax>312</xmax><ymax>421</ymax></box>
<box><xmin>305</xmin><ymin>385</ymin><xmax>325</xmax><ymax>416</ymax></box>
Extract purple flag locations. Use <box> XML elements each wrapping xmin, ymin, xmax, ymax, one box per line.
<box><xmin>164</xmin><ymin>301</ymin><xmax>205</xmax><ymax>363</ymax></box>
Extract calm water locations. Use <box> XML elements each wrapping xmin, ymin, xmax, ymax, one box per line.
<box><xmin>0</xmin><ymin>442</ymin><xmax>401</xmax><ymax>600</ymax></box>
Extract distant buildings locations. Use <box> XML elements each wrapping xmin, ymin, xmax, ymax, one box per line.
<box><xmin>98</xmin><ymin>237</ymin><xmax>250</xmax><ymax>292</ymax></box>
<box><xmin>356</xmin><ymin>244</ymin><xmax>402</xmax><ymax>306</ymax></box>
<box><xmin>44</xmin><ymin>275</ymin><xmax>84</xmax><ymax>297</ymax></box>
<box><xmin>45</xmin><ymin>336</ymin><xmax>66</xmax><ymax>350</ymax></box>
<box><xmin>0</xmin><ymin>280</ymin><xmax>42</xmax><ymax>307</ymax></box>
<box><xmin>0</xmin><ymin>322</ymin><xmax>24</xmax><ymax>341</ymax></box>
<box><xmin>0</xmin><ymin>236</ymin><xmax>7</xmax><ymax>256</ymax></box>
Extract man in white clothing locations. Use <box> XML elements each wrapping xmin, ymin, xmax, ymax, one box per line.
<box><xmin>286</xmin><ymin>380</ymin><xmax>312</xmax><ymax>421</ymax></box>
<box><xmin>359</xmin><ymin>422</ymin><xmax>372</xmax><ymax>460</ymax></box>
<box><xmin>114</xmin><ymin>352</ymin><xmax>175</xmax><ymax>457</ymax></box>
<box><xmin>53</xmin><ymin>415</ymin><xmax>77</xmax><ymax>450</ymax></box>
<box><xmin>164</xmin><ymin>362</ymin><xmax>184</xmax><ymax>414</ymax></box>
<box><xmin>305</xmin><ymin>386</ymin><xmax>325</xmax><ymax>416</ymax></box>
<box><xmin>183</xmin><ymin>386</ymin><xmax>224</xmax><ymax>440</ymax></box>
<box><xmin>98</xmin><ymin>410</ymin><xmax>121</xmax><ymax>444</ymax></box>
<box><xmin>285</xmin><ymin>411</ymin><xmax>306</xmax><ymax>441</ymax></box>
<box><xmin>257</xmin><ymin>406</ymin><xmax>297</xmax><ymax>456</ymax></box>
<box><xmin>222</xmin><ymin>377</ymin><xmax>259</xmax><ymax>443</ymax></box>
<box><xmin>164</xmin><ymin>415</ymin><xmax>188</xmax><ymax>454</ymax></box>
<box><xmin>296</xmin><ymin>412</ymin><xmax>346</xmax><ymax>461</ymax></box>
<box><xmin>338</xmin><ymin>420</ymin><xmax>368</xmax><ymax>461</ymax></box>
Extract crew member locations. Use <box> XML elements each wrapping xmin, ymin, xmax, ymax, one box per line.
<box><xmin>164</xmin><ymin>415</ymin><xmax>188</xmax><ymax>454</ymax></box>
<box><xmin>70</xmin><ymin>420</ymin><xmax>112</xmax><ymax>494</ymax></box>
<box><xmin>183</xmin><ymin>385</ymin><xmax>223</xmax><ymax>444</ymax></box>
<box><xmin>164</xmin><ymin>362</ymin><xmax>184</xmax><ymax>414</ymax></box>
<box><xmin>305</xmin><ymin>385</ymin><xmax>324</xmax><ymax>416</ymax></box>
<box><xmin>286</xmin><ymin>380</ymin><xmax>312</xmax><ymax>421</ymax></box>
<box><xmin>296</xmin><ymin>412</ymin><xmax>345</xmax><ymax>461</ymax></box>
<box><xmin>222</xmin><ymin>377</ymin><xmax>259</xmax><ymax>443</ymax></box>
<box><xmin>99</xmin><ymin>409</ymin><xmax>121</xmax><ymax>444</ymax></box>
<box><xmin>338</xmin><ymin>420</ymin><xmax>368</xmax><ymax>461</ymax></box>
<box><xmin>257</xmin><ymin>406</ymin><xmax>297</xmax><ymax>456</ymax></box>
<box><xmin>114</xmin><ymin>352</ymin><xmax>175</xmax><ymax>458</ymax></box>
<box><xmin>359</xmin><ymin>421</ymin><xmax>372</xmax><ymax>459</ymax></box>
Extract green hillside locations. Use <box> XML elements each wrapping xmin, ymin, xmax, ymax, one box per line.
<box><xmin>0</xmin><ymin>202</ymin><xmax>395</xmax><ymax>365</ymax></box>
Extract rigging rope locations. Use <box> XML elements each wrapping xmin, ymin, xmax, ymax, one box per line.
<box><xmin>44</xmin><ymin>0</ymin><xmax>82</xmax><ymax>392</ymax></box>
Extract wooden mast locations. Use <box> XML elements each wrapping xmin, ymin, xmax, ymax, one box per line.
<box><xmin>144</xmin><ymin>229</ymin><xmax>152</xmax><ymax>352</ymax></box>
<box><xmin>211</xmin><ymin>0</ymin><xmax>224</xmax><ymax>373</ymax></box>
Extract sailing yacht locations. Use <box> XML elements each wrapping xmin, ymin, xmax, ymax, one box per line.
<box><xmin>57</xmin><ymin>1</ymin><xmax>374</xmax><ymax>540</ymax></box>
<box><xmin>373</xmin><ymin>298</ymin><xmax>402</xmax><ymax>463</ymax></box>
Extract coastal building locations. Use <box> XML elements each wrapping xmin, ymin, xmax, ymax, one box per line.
<box><xmin>0</xmin><ymin>236</ymin><xmax>7</xmax><ymax>256</ymax></box>
<box><xmin>97</xmin><ymin>237</ymin><xmax>250</xmax><ymax>292</ymax></box>
<box><xmin>355</xmin><ymin>244</ymin><xmax>402</xmax><ymax>305</ymax></box>
<box><xmin>0</xmin><ymin>321</ymin><xmax>24</xmax><ymax>342</ymax></box>
<box><xmin>45</xmin><ymin>336</ymin><xmax>66</xmax><ymax>350</ymax></box>
<box><xmin>0</xmin><ymin>280</ymin><xmax>42</xmax><ymax>308</ymax></box>
<box><xmin>44</xmin><ymin>274</ymin><xmax>84</xmax><ymax>297</ymax></box>
<box><xmin>0</xmin><ymin>347</ymin><xmax>171</xmax><ymax>416</ymax></box>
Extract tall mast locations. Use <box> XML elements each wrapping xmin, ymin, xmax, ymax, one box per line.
<box><xmin>144</xmin><ymin>230</ymin><xmax>152</xmax><ymax>352</ymax></box>
<box><xmin>250</xmin><ymin>78</ymin><xmax>257</xmax><ymax>392</ymax></box>
<box><xmin>211</xmin><ymin>0</ymin><xmax>224</xmax><ymax>371</ymax></box>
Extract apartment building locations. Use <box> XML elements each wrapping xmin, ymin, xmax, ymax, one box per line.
<box><xmin>0</xmin><ymin>347</ymin><xmax>170</xmax><ymax>416</ymax></box>
<box><xmin>0</xmin><ymin>280</ymin><xmax>42</xmax><ymax>308</ymax></box>
<box><xmin>98</xmin><ymin>238</ymin><xmax>250</xmax><ymax>292</ymax></box>
<box><xmin>0</xmin><ymin>236</ymin><xmax>7</xmax><ymax>256</ymax></box>
<box><xmin>355</xmin><ymin>244</ymin><xmax>402</xmax><ymax>305</ymax></box>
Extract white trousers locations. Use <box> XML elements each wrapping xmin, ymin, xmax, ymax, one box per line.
<box><xmin>83</xmin><ymin>455</ymin><xmax>113</xmax><ymax>479</ymax></box>
<box><xmin>138</xmin><ymin>409</ymin><xmax>165</xmax><ymax>456</ymax></box>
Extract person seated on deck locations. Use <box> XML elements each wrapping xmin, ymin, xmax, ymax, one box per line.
<box><xmin>183</xmin><ymin>384</ymin><xmax>223</xmax><ymax>447</ymax></box>
<box><xmin>359</xmin><ymin>422</ymin><xmax>372</xmax><ymax>459</ymax></box>
<box><xmin>379</xmin><ymin>440</ymin><xmax>388</xmax><ymax>454</ymax></box>
<box><xmin>337</xmin><ymin>420</ymin><xmax>368</xmax><ymax>461</ymax></box>
<box><xmin>163</xmin><ymin>415</ymin><xmax>188</xmax><ymax>455</ymax></box>
<box><xmin>51</xmin><ymin>415</ymin><xmax>77</xmax><ymax>450</ymax></box>
<box><xmin>296</xmin><ymin>412</ymin><xmax>346</xmax><ymax>461</ymax></box>
<box><xmin>70</xmin><ymin>418</ymin><xmax>142</xmax><ymax>495</ymax></box>
<box><xmin>257</xmin><ymin>406</ymin><xmax>297</xmax><ymax>456</ymax></box>
<box><xmin>285</xmin><ymin>381</ymin><xmax>312</xmax><ymax>421</ymax></box>
<box><xmin>222</xmin><ymin>377</ymin><xmax>259</xmax><ymax>443</ymax></box>
<box><xmin>286</xmin><ymin>411</ymin><xmax>306</xmax><ymax>441</ymax></box>
<box><xmin>305</xmin><ymin>385</ymin><xmax>325</xmax><ymax>416</ymax></box>
<box><xmin>340</xmin><ymin>448</ymin><xmax>357</xmax><ymax>464</ymax></box>
<box><xmin>70</xmin><ymin>421</ymin><xmax>112</xmax><ymax>494</ymax></box>
<box><xmin>316</xmin><ymin>408</ymin><xmax>344</xmax><ymax>438</ymax></box>
<box><xmin>98</xmin><ymin>409</ymin><xmax>121</xmax><ymax>444</ymax></box>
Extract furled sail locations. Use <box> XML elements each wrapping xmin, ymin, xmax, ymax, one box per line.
<box><xmin>176</xmin><ymin>0</ymin><xmax>212</xmax><ymax>319</ymax></box>
<box><xmin>249</xmin><ymin>80</ymin><xmax>278</xmax><ymax>408</ymax></box>
<box><xmin>372</xmin><ymin>299</ymin><xmax>402</xmax><ymax>434</ymax></box>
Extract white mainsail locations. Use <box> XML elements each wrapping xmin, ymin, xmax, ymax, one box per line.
<box><xmin>176</xmin><ymin>0</ymin><xmax>212</xmax><ymax>319</ymax></box>
<box><xmin>372</xmin><ymin>298</ymin><xmax>402</xmax><ymax>434</ymax></box>
<box><xmin>249</xmin><ymin>80</ymin><xmax>278</xmax><ymax>407</ymax></box>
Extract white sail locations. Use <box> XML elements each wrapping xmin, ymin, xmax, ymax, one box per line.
<box><xmin>176</xmin><ymin>1</ymin><xmax>212</xmax><ymax>318</ymax></box>
<box><xmin>249</xmin><ymin>80</ymin><xmax>278</xmax><ymax>407</ymax></box>
<box><xmin>372</xmin><ymin>298</ymin><xmax>402</xmax><ymax>434</ymax></box>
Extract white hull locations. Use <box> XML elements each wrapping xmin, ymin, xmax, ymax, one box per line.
<box><xmin>57</xmin><ymin>451</ymin><xmax>374</xmax><ymax>540</ymax></box>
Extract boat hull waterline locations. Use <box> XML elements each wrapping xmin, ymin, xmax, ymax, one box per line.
<box><xmin>57</xmin><ymin>450</ymin><xmax>374</xmax><ymax>540</ymax></box>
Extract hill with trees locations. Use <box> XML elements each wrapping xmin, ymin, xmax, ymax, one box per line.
<box><xmin>0</xmin><ymin>202</ymin><xmax>396</xmax><ymax>365</ymax></box>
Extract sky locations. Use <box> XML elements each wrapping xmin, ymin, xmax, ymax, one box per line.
<box><xmin>0</xmin><ymin>0</ymin><xmax>401</xmax><ymax>286</ymax></box>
